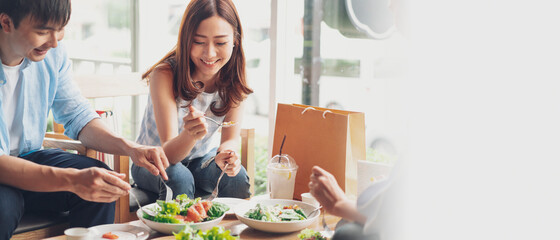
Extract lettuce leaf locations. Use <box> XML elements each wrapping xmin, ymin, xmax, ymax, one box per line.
<box><xmin>157</xmin><ymin>200</ymin><xmax>181</xmax><ymax>216</ymax></box>
<box><xmin>245</xmin><ymin>203</ymin><xmax>265</xmax><ymax>220</ymax></box>
<box><xmin>176</xmin><ymin>194</ymin><xmax>191</xmax><ymax>203</ymax></box>
<box><xmin>297</xmin><ymin>228</ymin><xmax>327</xmax><ymax>240</ymax></box>
<box><xmin>279</xmin><ymin>209</ymin><xmax>305</xmax><ymax>221</ymax></box>
<box><xmin>147</xmin><ymin>213</ymin><xmax>181</xmax><ymax>224</ymax></box>
<box><xmin>198</xmin><ymin>226</ymin><xmax>237</xmax><ymax>240</ymax></box>
<box><xmin>206</xmin><ymin>202</ymin><xmax>229</xmax><ymax>220</ymax></box>
<box><xmin>174</xmin><ymin>225</ymin><xmax>237</xmax><ymax>240</ymax></box>
<box><xmin>294</xmin><ymin>208</ymin><xmax>307</xmax><ymax>219</ymax></box>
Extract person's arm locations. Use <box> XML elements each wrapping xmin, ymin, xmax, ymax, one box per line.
<box><xmin>309</xmin><ymin>166</ymin><xmax>367</xmax><ymax>224</ymax></box>
<box><xmin>214</xmin><ymin>103</ymin><xmax>244</xmax><ymax>176</ymax></box>
<box><xmin>0</xmin><ymin>154</ymin><xmax>130</xmax><ymax>203</ymax></box>
<box><xmin>77</xmin><ymin>118</ymin><xmax>169</xmax><ymax>180</ymax></box>
<box><xmin>148</xmin><ymin>66</ymin><xmax>208</xmax><ymax>164</ymax></box>
<box><xmin>50</xmin><ymin>42</ymin><xmax>171</xmax><ymax>178</ymax></box>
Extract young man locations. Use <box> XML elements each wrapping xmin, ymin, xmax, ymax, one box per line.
<box><xmin>0</xmin><ymin>0</ymin><xmax>170</xmax><ymax>238</ymax></box>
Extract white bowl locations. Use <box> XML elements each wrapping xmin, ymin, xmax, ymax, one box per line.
<box><xmin>233</xmin><ymin>199</ymin><xmax>319</xmax><ymax>233</ymax></box>
<box><xmin>136</xmin><ymin>203</ymin><xmax>225</xmax><ymax>235</ymax></box>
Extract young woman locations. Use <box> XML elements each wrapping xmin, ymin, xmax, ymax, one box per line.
<box><xmin>132</xmin><ymin>0</ymin><xmax>253</xmax><ymax>199</ymax></box>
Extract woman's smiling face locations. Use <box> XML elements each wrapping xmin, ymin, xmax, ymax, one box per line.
<box><xmin>189</xmin><ymin>15</ymin><xmax>235</xmax><ymax>81</ymax></box>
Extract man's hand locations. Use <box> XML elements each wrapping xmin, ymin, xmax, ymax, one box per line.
<box><xmin>129</xmin><ymin>144</ymin><xmax>170</xmax><ymax>180</ymax></box>
<box><xmin>77</xmin><ymin>118</ymin><xmax>170</xmax><ymax>180</ymax></box>
<box><xmin>308</xmin><ymin>166</ymin><xmax>350</xmax><ymax>215</ymax></box>
<box><xmin>308</xmin><ymin>166</ymin><xmax>367</xmax><ymax>223</ymax></box>
<box><xmin>182</xmin><ymin>105</ymin><xmax>208</xmax><ymax>141</ymax></box>
<box><xmin>215</xmin><ymin>149</ymin><xmax>241</xmax><ymax>176</ymax></box>
<box><xmin>71</xmin><ymin>167</ymin><xmax>131</xmax><ymax>203</ymax></box>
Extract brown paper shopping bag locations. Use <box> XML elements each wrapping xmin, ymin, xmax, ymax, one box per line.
<box><xmin>272</xmin><ymin>103</ymin><xmax>366</xmax><ymax>200</ymax></box>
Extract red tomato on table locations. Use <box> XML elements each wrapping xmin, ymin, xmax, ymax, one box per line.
<box><xmin>102</xmin><ymin>232</ymin><xmax>119</xmax><ymax>239</ymax></box>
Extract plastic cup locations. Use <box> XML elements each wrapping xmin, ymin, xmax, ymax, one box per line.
<box><xmin>301</xmin><ymin>192</ymin><xmax>320</xmax><ymax>207</ymax></box>
<box><xmin>267</xmin><ymin>154</ymin><xmax>298</xmax><ymax>199</ymax></box>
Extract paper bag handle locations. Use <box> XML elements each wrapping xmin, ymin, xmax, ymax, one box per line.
<box><xmin>300</xmin><ymin>107</ymin><xmax>332</xmax><ymax>119</ymax></box>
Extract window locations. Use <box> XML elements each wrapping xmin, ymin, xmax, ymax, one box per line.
<box><xmin>63</xmin><ymin>0</ymin><xmax>136</xmax><ymax>139</ymax></box>
<box><xmin>65</xmin><ymin>0</ymin><xmax>132</xmax><ymax>74</ymax></box>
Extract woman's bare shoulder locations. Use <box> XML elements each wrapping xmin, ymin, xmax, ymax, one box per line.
<box><xmin>148</xmin><ymin>63</ymin><xmax>176</xmax><ymax>98</ymax></box>
<box><xmin>152</xmin><ymin>63</ymin><xmax>173</xmax><ymax>77</ymax></box>
<box><xmin>149</xmin><ymin>63</ymin><xmax>175</xmax><ymax>85</ymax></box>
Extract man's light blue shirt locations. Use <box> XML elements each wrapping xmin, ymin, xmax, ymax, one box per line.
<box><xmin>0</xmin><ymin>43</ymin><xmax>99</xmax><ymax>156</ymax></box>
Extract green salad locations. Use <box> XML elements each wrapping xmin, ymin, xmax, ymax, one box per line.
<box><xmin>143</xmin><ymin>194</ymin><xmax>229</xmax><ymax>224</ymax></box>
<box><xmin>298</xmin><ymin>228</ymin><xmax>327</xmax><ymax>240</ymax></box>
<box><xmin>173</xmin><ymin>225</ymin><xmax>237</xmax><ymax>240</ymax></box>
<box><xmin>244</xmin><ymin>203</ymin><xmax>307</xmax><ymax>222</ymax></box>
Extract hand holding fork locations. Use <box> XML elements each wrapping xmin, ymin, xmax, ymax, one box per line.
<box><xmin>182</xmin><ymin>104</ymin><xmax>237</xmax><ymax>129</ymax></box>
<box><xmin>206</xmin><ymin>163</ymin><xmax>229</xmax><ymax>201</ymax></box>
<box><xmin>206</xmin><ymin>150</ymin><xmax>238</xmax><ymax>201</ymax></box>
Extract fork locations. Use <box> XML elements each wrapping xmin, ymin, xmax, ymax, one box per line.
<box><xmin>320</xmin><ymin>208</ymin><xmax>335</xmax><ymax>238</ymax></box>
<box><xmin>130</xmin><ymin>191</ymin><xmax>157</xmax><ymax>217</ymax></box>
<box><xmin>160</xmin><ymin>175</ymin><xmax>173</xmax><ymax>202</ymax></box>
<box><xmin>204</xmin><ymin>116</ymin><xmax>237</xmax><ymax>128</ymax></box>
<box><xmin>308</xmin><ymin>206</ymin><xmax>322</xmax><ymax>218</ymax></box>
<box><xmin>206</xmin><ymin>163</ymin><xmax>229</xmax><ymax>201</ymax></box>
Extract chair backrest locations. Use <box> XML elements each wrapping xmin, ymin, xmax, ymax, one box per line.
<box><xmin>73</xmin><ymin>72</ymin><xmax>148</xmax><ymax>98</ymax></box>
<box><xmin>44</xmin><ymin>132</ymin><xmax>95</xmax><ymax>158</ymax></box>
<box><xmin>240</xmin><ymin>128</ymin><xmax>256</xmax><ymax>195</ymax></box>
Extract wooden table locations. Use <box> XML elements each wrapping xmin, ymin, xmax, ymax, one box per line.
<box><xmin>45</xmin><ymin>210</ymin><xmax>340</xmax><ymax>240</ymax></box>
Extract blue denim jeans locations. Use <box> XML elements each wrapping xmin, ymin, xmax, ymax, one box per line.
<box><xmin>0</xmin><ymin>149</ymin><xmax>115</xmax><ymax>239</ymax></box>
<box><xmin>131</xmin><ymin>148</ymin><xmax>251</xmax><ymax>199</ymax></box>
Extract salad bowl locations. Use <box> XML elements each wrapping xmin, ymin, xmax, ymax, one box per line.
<box><xmin>137</xmin><ymin>202</ymin><xmax>226</xmax><ymax>235</ymax></box>
<box><xmin>233</xmin><ymin>199</ymin><xmax>320</xmax><ymax>233</ymax></box>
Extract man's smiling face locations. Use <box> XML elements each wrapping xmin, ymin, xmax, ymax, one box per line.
<box><xmin>2</xmin><ymin>15</ymin><xmax>65</xmax><ymax>65</ymax></box>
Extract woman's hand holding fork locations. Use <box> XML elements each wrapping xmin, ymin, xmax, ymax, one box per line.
<box><xmin>182</xmin><ymin>105</ymin><xmax>208</xmax><ymax>140</ymax></box>
<box><xmin>215</xmin><ymin>149</ymin><xmax>242</xmax><ymax>177</ymax></box>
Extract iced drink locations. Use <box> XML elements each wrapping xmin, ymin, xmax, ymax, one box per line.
<box><xmin>267</xmin><ymin>154</ymin><xmax>298</xmax><ymax>199</ymax></box>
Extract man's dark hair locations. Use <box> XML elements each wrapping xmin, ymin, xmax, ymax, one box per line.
<box><xmin>0</xmin><ymin>0</ymin><xmax>71</xmax><ymax>29</ymax></box>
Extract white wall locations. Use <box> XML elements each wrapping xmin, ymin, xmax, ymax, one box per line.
<box><xmin>400</xmin><ymin>0</ymin><xmax>560</xmax><ymax>239</ymax></box>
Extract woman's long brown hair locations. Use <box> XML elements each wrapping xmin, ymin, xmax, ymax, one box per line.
<box><xmin>142</xmin><ymin>0</ymin><xmax>253</xmax><ymax>116</ymax></box>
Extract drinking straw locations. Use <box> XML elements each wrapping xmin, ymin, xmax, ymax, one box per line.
<box><xmin>279</xmin><ymin>135</ymin><xmax>287</xmax><ymax>156</ymax></box>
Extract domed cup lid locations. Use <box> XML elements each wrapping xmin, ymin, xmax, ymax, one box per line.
<box><xmin>268</xmin><ymin>154</ymin><xmax>298</xmax><ymax>170</ymax></box>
